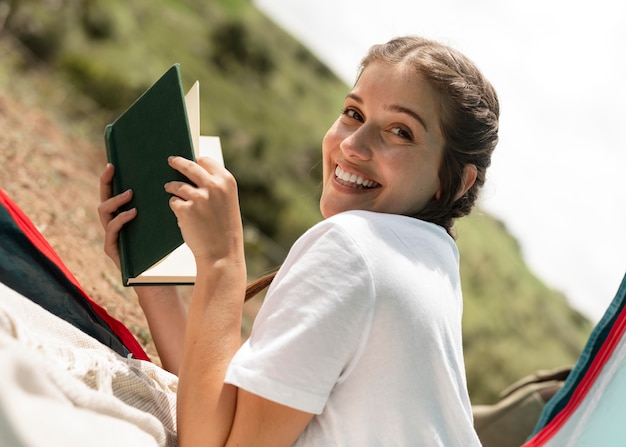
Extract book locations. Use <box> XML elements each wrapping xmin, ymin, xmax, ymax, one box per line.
<box><xmin>104</xmin><ymin>64</ymin><xmax>223</xmax><ymax>286</ymax></box>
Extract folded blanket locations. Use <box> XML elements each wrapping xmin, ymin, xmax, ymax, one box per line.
<box><xmin>0</xmin><ymin>282</ymin><xmax>178</xmax><ymax>447</ymax></box>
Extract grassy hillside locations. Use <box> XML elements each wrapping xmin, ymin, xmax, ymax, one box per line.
<box><xmin>0</xmin><ymin>0</ymin><xmax>592</xmax><ymax>404</ymax></box>
<box><xmin>456</xmin><ymin>213</ymin><xmax>591</xmax><ymax>400</ymax></box>
<box><xmin>3</xmin><ymin>0</ymin><xmax>346</xmax><ymax>247</ymax></box>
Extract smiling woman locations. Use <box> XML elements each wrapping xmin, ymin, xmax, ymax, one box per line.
<box><xmin>320</xmin><ymin>61</ymin><xmax>446</xmax><ymax>219</ymax></box>
<box><xmin>99</xmin><ymin>35</ymin><xmax>500</xmax><ymax>446</ymax></box>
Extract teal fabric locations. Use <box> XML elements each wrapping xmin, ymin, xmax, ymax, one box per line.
<box><xmin>529</xmin><ymin>272</ymin><xmax>626</xmax><ymax>438</ymax></box>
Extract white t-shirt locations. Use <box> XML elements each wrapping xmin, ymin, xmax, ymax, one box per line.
<box><xmin>225</xmin><ymin>210</ymin><xmax>480</xmax><ymax>446</ymax></box>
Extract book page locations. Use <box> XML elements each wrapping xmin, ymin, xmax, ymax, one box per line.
<box><xmin>199</xmin><ymin>136</ymin><xmax>224</xmax><ymax>166</ymax></box>
<box><xmin>185</xmin><ymin>81</ymin><xmax>200</xmax><ymax>158</ymax></box>
<box><xmin>130</xmin><ymin>243</ymin><xmax>196</xmax><ymax>284</ymax></box>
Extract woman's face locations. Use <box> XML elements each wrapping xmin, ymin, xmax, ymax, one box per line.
<box><xmin>320</xmin><ymin>61</ymin><xmax>445</xmax><ymax>219</ymax></box>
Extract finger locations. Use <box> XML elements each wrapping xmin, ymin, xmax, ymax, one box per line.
<box><xmin>107</xmin><ymin>207</ymin><xmax>137</xmax><ymax>234</ymax></box>
<box><xmin>164</xmin><ymin>181</ymin><xmax>202</xmax><ymax>202</ymax></box>
<box><xmin>196</xmin><ymin>156</ymin><xmax>224</xmax><ymax>173</ymax></box>
<box><xmin>99</xmin><ymin>163</ymin><xmax>115</xmax><ymax>202</ymax></box>
<box><xmin>103</xmin><ymin>208</ymin><xmax>136</xmax><ymax>265</ymax></box>
<box><xmin>168</xmin><ymin>194</ymin><xmax>184</xmax><ymax>211</ymax></box>
<box><xmin>97</xmin><ymin>189</ymin><xmax>133</xmax><ymax>228</ymax></box>
<box><xmin>168</xmin><ymin>192</ymin><xmax>199</xmax><ymax>211</ymax></box>
<box><xmin>167</xmin><ymin>195</ymin><xmax>194</xmax><ymax>222</ymax></box>
<box><xmin>197</xmin><ymin>157</ymin><xmax>237</xmax><ymax>191</ymax></box>
<box><xmin>168</xmin><ymin>156</ymin><xmax>219</xmax><ymax>185</ymax></box>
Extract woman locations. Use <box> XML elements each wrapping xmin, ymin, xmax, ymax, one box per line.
<box><xmin>99</xmin><ymin>35</ymin><xmax>499</xmax><ymax>446</ymax></box>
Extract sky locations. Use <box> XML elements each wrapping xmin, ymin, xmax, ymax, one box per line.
<box><xmin>254</xmin><ymin>0</ymin><xmax>626</xmax><ymax>322</ymax></box>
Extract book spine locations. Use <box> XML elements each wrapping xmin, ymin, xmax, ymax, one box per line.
<box><xmin>103</xmin><ymin>124</ymin><xmax>132</xmax><ymax>286</ymax></box>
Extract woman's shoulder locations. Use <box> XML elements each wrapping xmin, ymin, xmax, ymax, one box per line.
<box><xmin>298</xmin><ymin>210</ymin><xmax>457</xmax><ymax>259</ymax></box>
<box><xmin>315</xmin><ymin>210</ymin><xmax>450</xmax><ymax>241</ymax></box>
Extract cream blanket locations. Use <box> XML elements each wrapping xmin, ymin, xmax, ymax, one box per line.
<box><xmin>0</xmin><ymin>282</ymin><xmax>178</xmax><ymax>447</ymax></box>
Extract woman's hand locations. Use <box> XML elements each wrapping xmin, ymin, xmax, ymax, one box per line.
<box><xmin>97</xmin><ymin>163</ymin><xmax>137</xmax><ymax>270</ymax></box>
<box><xmin>164</xmin><ymin>156</ymin><xmax>244</xmax><ymax>266</ymax></box>
<box><xmin>97</xmin><ymin>162</ymin><xmax>186</xmax><ymax>373</ymax></box>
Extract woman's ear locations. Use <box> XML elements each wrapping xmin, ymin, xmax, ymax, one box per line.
<box><xmin>455</xmin><ymin>164</ymin><xmax>477</xmax><ymax>201</ymax></box>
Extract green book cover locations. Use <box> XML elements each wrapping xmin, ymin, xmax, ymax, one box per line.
<box><xmin>104</xmin><ymin>64</ymin><xmax>196</xmax><ymax>286</ymax></box>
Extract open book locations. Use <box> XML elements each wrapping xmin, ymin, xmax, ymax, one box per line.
<box><xmin>104</xmin><ymin>64</ymin><xmax>223</xmax><ymax>286</ymax></box>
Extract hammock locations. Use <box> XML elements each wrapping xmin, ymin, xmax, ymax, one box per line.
<box><xmin>522</xmin><ymin>272</ymin><xmax>626</xmax><ymax>446</ymax></box>
<box><xmin>0</xmin><ymin>187</ymin><xmax>149</xmax><ymax>361</ymax></box>
<box><xmin>0</xmin><ymin>188</ymin><xmax>176</xmax><ymax>446</ymax></box>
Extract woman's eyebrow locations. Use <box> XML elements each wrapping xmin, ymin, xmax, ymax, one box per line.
<box><xmin>388</xmin><ymin>104</ymin><xmax>428</xmax><ymax>131</ymax></box>
<box><xmin>346</xmin><ymin>93</ymin><xmax>428</xmax><ymax>131</ymax></box>
<box><xmin>346</xmin><ymin>92</ymin><xmax>363</xmax><ymax>104</ymax></box>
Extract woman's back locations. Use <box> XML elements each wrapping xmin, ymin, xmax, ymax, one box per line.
<box><xmin>227</xmin><ymin>210</ymin><xmax>480</xmax><ymax>446</ymax></box>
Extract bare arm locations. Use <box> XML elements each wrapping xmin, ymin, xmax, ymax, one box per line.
<box><xmin>136</xmin><ymin>286</ymin><xmax>187</xmax><ymax>374</ymax></box>
<box><xmin>166</xmin><ymin>156</ymin><xmax>314</xmax><ymax>446</ymax></box>
<box><xmin>97</xmin><ymin>163</ymin><xmax>187</xmax><ymax>374</ymax></box>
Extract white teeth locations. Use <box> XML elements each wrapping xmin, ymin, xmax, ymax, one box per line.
<box><xmin>334</xmin><ymin>166</ymin><xmax>379</xmax><ymax>189</ymax></box>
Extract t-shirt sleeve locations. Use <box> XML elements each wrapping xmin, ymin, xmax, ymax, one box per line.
<box><xmin>225</xmin><ymin>221</ymin><xmax>376</xmax><ymax>414</ymax></box>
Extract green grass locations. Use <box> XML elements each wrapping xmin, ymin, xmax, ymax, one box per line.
<box><xmin>457</xmin><ymin>212</ymin><xmax>592</xmax><ymax>402</ymax></box>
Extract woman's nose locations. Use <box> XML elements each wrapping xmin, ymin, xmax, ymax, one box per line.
<box><xmin>340</xmin><ymin>125</ymin><xmax>374</xmax><ymax>160</ymax></box>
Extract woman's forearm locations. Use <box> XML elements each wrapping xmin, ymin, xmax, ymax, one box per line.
<box><xmin>176</xmin><ymin>257</ymin><xmax>247</xmax><ymax>447</ymax></box>
<box><xmin>136</xmin><ymin>285</ymin><xmax>187</xmax><ymax>374</ymax></box>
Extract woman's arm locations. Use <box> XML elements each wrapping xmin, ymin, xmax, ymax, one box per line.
<box><xmin>166</xmin><ymin>156</ymin><xmax>313</xmax><ymax>446</ymax></box>
<box><xmin>98</xmin><ymin>163</ymin><xmax>187</xmax><ymax>374</ymax></box>
<box><xmin>136</xmin><ymin>286</ymin><xmax>187</xmax><ymax>374</ymax></box>
<box><xmin>165</xmin><ymin>155</ymin><xmax>247</xmax><ymax>444</ymax></box>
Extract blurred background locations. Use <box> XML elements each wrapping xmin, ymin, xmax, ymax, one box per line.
<box><xmin>1</xmin><ymin>0</ymin><xmax>617</xmax><ymax>405</ymax></box>
<box><xmin>254</xmin><ymin>0</ymin><xmax>626</xmax><ymax>324</ymax></box>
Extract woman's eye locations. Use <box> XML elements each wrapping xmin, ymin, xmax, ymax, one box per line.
<box><xmin>342</xmin><ymin>108</ymin><xmax>364</xmax><ymax>122</ymax></box>
<box><xmin>390</xmin><ymin>127</ymin><xmax>413</xmax><ymax>141</ymax></box>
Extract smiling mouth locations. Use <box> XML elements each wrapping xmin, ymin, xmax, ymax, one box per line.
<box><xmin>334</xmin><ymin>165</ymin><xmax>380</xmax><ymax>189</ymax></box>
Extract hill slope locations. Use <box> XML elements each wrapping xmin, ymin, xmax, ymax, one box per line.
<box><xmin>0</xmin><ymin>0</ymin><xmax>592</xmax><ymax>404</ymax></box>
